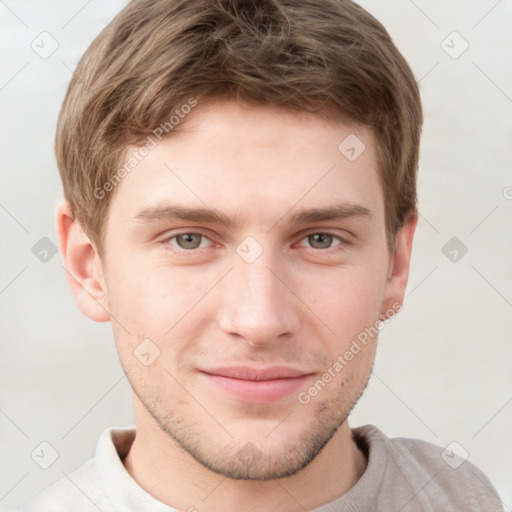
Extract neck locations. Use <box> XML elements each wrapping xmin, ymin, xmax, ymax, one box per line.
<box><xmin>123</xmin><ymin>394</ymin><xmax>367</xmax><ymax>512</ymax></box>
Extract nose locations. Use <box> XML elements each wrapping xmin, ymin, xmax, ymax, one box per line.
<box><xmin>217</xmin><ymin>247</ymin><xmax>300</xmax><ymax>347</ymax></box>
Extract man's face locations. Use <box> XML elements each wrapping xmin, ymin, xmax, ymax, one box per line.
<box><xmin>98</xmin><ymin>100</ymin><xmax>401</xmax><ymax>479</ymax></box>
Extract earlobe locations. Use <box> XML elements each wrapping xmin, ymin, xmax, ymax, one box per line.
<box><xmin>55</xmin><ymin>199</ymin><xmax>110</xmax><ymax>322</ymax></box>
<box><xmin>381</xmin><ymin>212</ymin><xmax>418</xmax><ymax>318</ymax></box>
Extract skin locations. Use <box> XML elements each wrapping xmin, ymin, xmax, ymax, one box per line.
<box><xmin>57</xmin><ymin>99</ymin><xmax>416</xmax><ymax>512</ymax></box>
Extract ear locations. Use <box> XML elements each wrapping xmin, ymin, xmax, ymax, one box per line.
<box><xmin>55</xmin><ymin>199</ymin><xmax>110</xmax><ymax>322</ymax></box>
<box><xmin>381</xmin><ymin>212</ymin><xmax>418</xmax><ymax>318</ymax></box>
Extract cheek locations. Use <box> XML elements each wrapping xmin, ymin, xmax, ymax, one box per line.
<box><xmin>107</xmin><ymin>259</ymin><xmax>200</xmax><ymax>327</ymax></box>
<box><xmin>105</xmin><ymin>260</ymin><xmax>213</xmax><ymax>366</ymax></box>
<box><xmin>295</xmin><ymin>261</ymin><xmax>386</xmax><ymax>337</ymax></box>
<box><xmin>105</xmin><ymin>247</ymin><xmax>388</xmax><ymax>360</ymax></box>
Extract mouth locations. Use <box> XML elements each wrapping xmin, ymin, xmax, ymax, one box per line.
<box><xmin>199</xmin><ymin>366</ymin><xmax>315</xmax><ymax>403</ymax></box>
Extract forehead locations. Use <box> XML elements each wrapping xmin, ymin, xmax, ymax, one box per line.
<box><xmin>106</xmin><ymin>100</ymin><xmax>383</xmax><ymax>230</ymax></box>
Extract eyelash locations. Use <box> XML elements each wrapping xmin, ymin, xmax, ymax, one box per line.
<box><xmin>161</xmin><ymin>230</ymin><xmax>350</xmax><ymax>255</ymax></box>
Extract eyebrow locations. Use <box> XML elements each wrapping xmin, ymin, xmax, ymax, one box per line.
<box><xmin>134</xmin><ymin>202</ymin><xmax>372</xmax><ymax>228</ymax></box>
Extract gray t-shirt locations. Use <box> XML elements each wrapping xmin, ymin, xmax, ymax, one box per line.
<box><xmin>18</xmin><ymin>424</ymin><xmax>504</xmax><ymax>511</ymax></box>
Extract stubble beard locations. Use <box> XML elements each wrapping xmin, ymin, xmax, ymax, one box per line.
<box><xmin>125</xmin><ymin>361</ymin><xmax>374</xmax><ymax>481</ymax></box>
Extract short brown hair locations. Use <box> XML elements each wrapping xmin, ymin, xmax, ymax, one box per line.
<box><xmin>55</xmin><ymin>0</ymin><xmax>422</xmax><ymax>256</ymax></box>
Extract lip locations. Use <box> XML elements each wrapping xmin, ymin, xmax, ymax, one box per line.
<box><xmin>200</xmin><ymin>366</ymin><xmax>314</xmax><ymax>403</ymax></box>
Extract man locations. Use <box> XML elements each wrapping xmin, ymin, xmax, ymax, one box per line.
<box><xmin>20</xmin><ymin>0</ymin><xmax>503</xmax><ymax>510</ymax></box>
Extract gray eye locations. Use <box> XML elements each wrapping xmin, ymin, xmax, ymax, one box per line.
<box><xmin>176</xmin><ymin>233</ymin><xmax>203</xmax><ymax>249</ymax></box>
<box><xmin>307</xmin><ymin>233</ymin><xmax>334</xmax><ymax>249</ymax></box>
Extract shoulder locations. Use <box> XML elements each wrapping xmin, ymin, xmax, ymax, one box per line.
<box><xmin>16</xmin><ymin>426</ymin><xmax>135</xmax><ymax>512</ymax></box>
<box><xmin>352</xmin><ymin>424</ymin><xmax>504</xmax><ymax>511</ymax></box>
<box><xmin>17</xmin><ymin>458</ymin><xmax>114</xmax><ymax>512</ymax></box>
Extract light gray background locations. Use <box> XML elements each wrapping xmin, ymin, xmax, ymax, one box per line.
<box><xmin>1</xmin><ymin>0</ymin><xmax>511</xmax><ymax>509</ymax></box>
